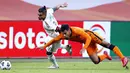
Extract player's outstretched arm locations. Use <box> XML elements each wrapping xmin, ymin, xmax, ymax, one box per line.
<box><xmin>53</xmin><ymin>2</ymin><xmax>68</xmax><ymax>12</ymax></box>
<box><xmin>37</xmin><ymin>34</ymin><xmax>63</xmax><ymax>50</ymax></box>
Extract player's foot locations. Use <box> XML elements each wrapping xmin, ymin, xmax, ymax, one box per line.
<box><xmin>66</xmin><ymin>45</ymin><xmax>72</xmax><ymax>55</ymax></box>
<box><xmin>121</xmin><ymin>57</ymin><xmax>128</xmax><ymax>67</ymax></box>
<box><xmin>48</xmin><ymin>65</ymin><xmax>59</xmax><ymax>69</ymax></box>
<box><xmin>104</xmin><ymin>51</ymin><xmax>112</xmax><ymax>60</ymax></box>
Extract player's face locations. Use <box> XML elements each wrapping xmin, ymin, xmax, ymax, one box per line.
<box><xmin>38</xmin><ymin>11</ymin><xmax>46</xmax><ymax>20</ymax></box>
<box><xmin>62</xmin><ymin>29</ymin><xmax>71</xmax><ymax>39</ymax></box>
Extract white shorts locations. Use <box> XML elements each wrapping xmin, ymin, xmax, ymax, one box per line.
<box><xmin>44</xmin><ymin>36</ymin><xmax>61</xmax><ymax>53</ymax></box>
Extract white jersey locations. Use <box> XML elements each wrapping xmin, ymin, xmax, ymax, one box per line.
<box><xmin>42</xmin><ymin>8</ymin><xmax>59</xmax><ymax>38</ymax></box>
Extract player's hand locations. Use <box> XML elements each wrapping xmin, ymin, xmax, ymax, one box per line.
<box><xmin>60</xmin><ymin>2</ymin><xmax>68</xmax><ymax>8</ymax></box>
<box><xmin>79</xmin><ymin>48</ymin><xmax>85</xmax><ymax>54</ymax></box>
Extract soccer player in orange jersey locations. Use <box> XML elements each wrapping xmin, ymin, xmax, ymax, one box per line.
<box><xmin>39</xmin><ymin>24</ymin><xmax>128</xmax><ymax>67</ymax></box>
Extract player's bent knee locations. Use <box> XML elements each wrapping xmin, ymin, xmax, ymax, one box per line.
<box><xmin>89</xmin><ymin>54</ymin><xmax>100</xmax><ymax>64</ymax></box>
<box><xmin>101</xmin><ymin>42</ymin><xmax>115</xmax><ymax>50</ymax></box>
<box><xmin>46</xmin><ymin>52</ymin><xmax>52</xmax><ymax>55</ymax></box>
<box><xmin>108</xmin><ymin>44</ymin><xmax>115</xmax><ymax>50</ymax></box>
<box><xmin>100</xmin><ymin>41</ymin><xmax>111</xmax><ymax>48</ymax></box>
<box><xmin>91</xmin><ymin>58</ymin><xmax>100</xmax><ymax>64</ymax></box>
<box><xmin>93</xmin><ymin>61</ymin><xmax>100</xmax><ymax>64</ymax></box>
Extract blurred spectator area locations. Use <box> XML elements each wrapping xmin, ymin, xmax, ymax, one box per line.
<box><xmin>0</xmin><ymin>0</ymin><xmax>130</xmax><ymax>21</ymax></box>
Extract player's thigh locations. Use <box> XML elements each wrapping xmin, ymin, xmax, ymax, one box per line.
<box><xmin>86</xmin><ymin>43</ymin><xmax>97</xmax><ymax>56</ymax></box>
<box><xmin>100</xmin><ymin>40</ymin><xmax>111</xmax><ymax>48</ymax></box>
<box><xmin>53</xmin><ymin>40</ymin><xmax>61</xmax><ymax>48</ymax></box>
<box><xmin>89</xmin><ymin>53</ymin><xmax>99</xmax><ymax>64</ymax></box>
<box><xmin>46</xmin><ymin>45</ymin><xmax>53</xmax><ymax>52</ymax></box>
<box><xmin>89</xmin><ymin>31</ymin><xmax>103</xmax><ymax>44</ymax></box>
<box><xmin>44</xmin><ymin>36</ymin><xmax>53</xmax><ymax>43</ymax></box>
<box><xmin>46</xmin><ymin>43</ymin><xmax>60</xmax><ymax>52</ymax></box>
<box><xmin>45</xmin><ymin>36</ymin><xmax>53</xmax><ymax>52</ymax></box>
<box><xmin>88</xmin><ymin>31</ymin><xmax>111</xmax><ymax>48</ymax></box>
<box><xmin>86</xmin><ymin>43</ymin><xmax>99</xmax><ymax>63</ymax></box>
<box><xmin>52</xmin><ymin>41</ymin><xmax>61</xmax><ymax>52</ymax></box>
<box><xmin>46</xmin><ymin>40</ymin><xmax>61</xmax><ymax>52</ymax></box>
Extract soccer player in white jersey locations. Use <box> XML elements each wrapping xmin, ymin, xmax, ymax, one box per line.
<box><xmin>38</xmin><ymin>3</ymin><xmax>72</xmax><ymax>69</ymax></box>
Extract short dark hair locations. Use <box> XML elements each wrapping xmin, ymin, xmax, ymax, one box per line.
<box><xmin>38</xmin><ymin>6</ymin><xmax>46</xmax><ymax>12</ymax></box>
<box><xmin>60</xmin><ymin>24</ymin><xmax>70</xmax><ymax>32</ymax></box>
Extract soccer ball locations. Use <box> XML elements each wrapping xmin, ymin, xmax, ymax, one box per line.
<box><xmin>0</xmin><ymin>60</ymin><xmax>12</xmax><ymax>70</ymax></box>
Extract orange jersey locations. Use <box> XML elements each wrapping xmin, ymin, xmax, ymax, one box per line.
<box><xmin>43</xmin><ymin>27</ymin><xmax>91</xmax><ymax>49</ymax></box>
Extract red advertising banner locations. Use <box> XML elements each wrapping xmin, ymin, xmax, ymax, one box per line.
<box><xmin>0</xmin><ymin>21</ymin><xmax>83</xmax><ymax>58</ymax></box>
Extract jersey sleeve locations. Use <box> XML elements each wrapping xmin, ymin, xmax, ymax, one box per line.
<box><xmin>43</xmin><ymin>34</ymin><xmax>64</xmax><ymax>49</ymax></box>
<box><xmin>75</xmin><ymin>28</ymin><xmax>91</xmax><ymax>49</ymax></box>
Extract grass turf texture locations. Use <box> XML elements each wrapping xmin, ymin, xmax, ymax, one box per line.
<box><xmin>0</xmin><ymin>61</ymin><xmax>129</xmax><ymax>73</ymax></box>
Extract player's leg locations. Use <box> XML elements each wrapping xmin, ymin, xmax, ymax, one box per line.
<box><xmin>45</xmin><ymin>36</ymin><xmax>59</xmax><ymax>69</ymax></box>
<box><xmin>87</xmin><ymin>31</ymin><xmax>128</xmax><ymax>67</ymax></box>
<box><xmin>86</xmin><ymin>31</ymin><xmax>111</xmax><ymax>64</ymax></box>
<box><xmin>87</xmin><ymin>43</ymin><xmax>112</xmax><ymax>64</ymax></box>
<box><xmin>46</xmin><ymin>40</ymin><xmax>71</xmax><ymax>69</ymax></box>
<box><xmin>47</xmin><ymin>40</ymin><xmax>70</xmax><ymax>68</ymax></box>
<box><xmin>100</xmin><ymin>41</ymin><xmax>128</xmax><ymax>67</ymax></box>
<box><xmin>46</xmin><ymin>45</ymin><xmax>59</xmax><ymax>69</ymax></box>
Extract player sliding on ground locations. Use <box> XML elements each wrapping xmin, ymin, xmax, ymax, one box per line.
<box><xmin>37</xmin><ymin>3</ymin><xmax>72</xmax><ymax>69</ymax></box>
<box><xmin>38</xmin><ymin>24</ymin><xmax>128</xmax><ymax>68</ymax></box>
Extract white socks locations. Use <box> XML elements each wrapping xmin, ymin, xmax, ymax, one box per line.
<box><xmin>48</xmin><ymin>54</ymin><xmax>58</xmax><ymax>67</ymax></box>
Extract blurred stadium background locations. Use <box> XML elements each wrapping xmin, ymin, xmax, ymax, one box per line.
<box><xmin>0</xmin><ymin>0</ymin><xmax>130</xmax><ymax>20</ymax></box>
<box><xmin>0</xmin><ymin>0</ymin><xmax>130</xmax><ymax>73</ymax></box>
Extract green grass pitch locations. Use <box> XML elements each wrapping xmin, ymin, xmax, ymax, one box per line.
<box><xmin>0</xmin><ymin>60</ymin><xmax>130</xmax><ymax>73</ymax></box>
